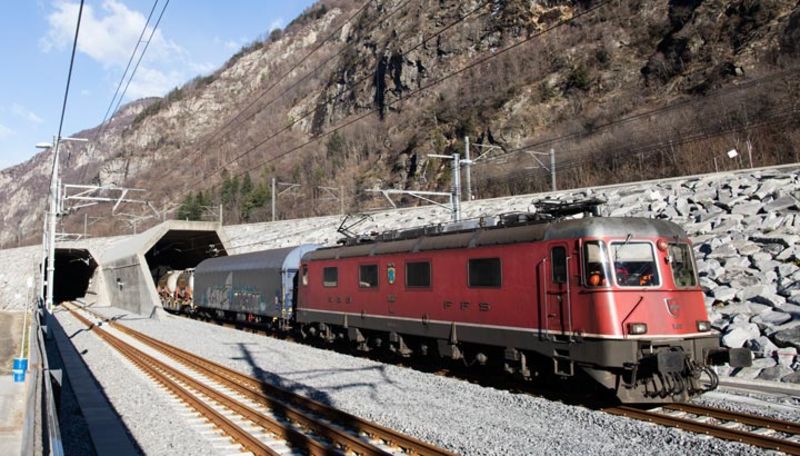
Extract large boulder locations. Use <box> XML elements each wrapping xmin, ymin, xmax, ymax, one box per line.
<box><xmin>756</xmin><ymin>365</ymin><xmax>793</xmax><ymax>381</ymax></box>
<box><xmin>781</xmin><ymin>371</ymin><xmax>800</xmax><ymax>384</ymax></box>
<box><xmin>711</xmin><ymin>286</ymin><xmax>736</xmax><ymax>302</ymax></box>
<box><xmin>722</xmin><ymin>324</ymin><xmax>760</xmax><ymax>348</ymax></box>
<box><xmin>776</xmin><ymin>347</ymin><xmax>797</xmax><ymax>368</ymax></box>
<box><xmin>751</xmin><ymin>234</ymin><xmax>800</xmax><ymax>248</ymax></box>
<box><xmin>752</xmin><ymin>309</ymin><xmax>792</xmax><ymax>327</ymax></box>
<box><xmin>763</xmin><ymin>195</ymin><xmax>799</xmax><ymax>212</ymax></box>
<box><xmin>772</xmin><ymin>326</ymin><xmax>800</xmax><ymax>350</ymax></box>
<box><xmin>747</xmin><ymin>336</ymin><xmax>779</xmax><ymax>357</ymax></box>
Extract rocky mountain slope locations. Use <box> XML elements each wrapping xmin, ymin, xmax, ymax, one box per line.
<box><xmin>1</xmin><ymin>0</ymin><xmax>799</xmax><ymax>246</ymax></box>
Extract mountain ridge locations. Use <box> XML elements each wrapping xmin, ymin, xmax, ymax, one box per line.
<box><xmin>1</xmin><ymin>0</ymin><xmax>798</xmax><ymax>247</ymax></box>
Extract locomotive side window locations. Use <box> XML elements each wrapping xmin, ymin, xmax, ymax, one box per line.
<box><xmin>669</xmin><ymin>243</ymin><xmax>697</xmax><ymax>288</ymax></box>
<box><xmin>583</xmin><ymin>241</ymin><xmax>610</xmax><ymax>288</ymax></box>
<box><xmin>468</xmin><ymin>258</ymin><xmax>501</xmax><ymax>288</ymax></box>
<box><xmin>359</xmin><ymin>264</ymin><xmax>379</xmax><ymax>288</ymax></box>
<box><xmin>610</xmin><ymin>242</ymin><xmax>660</xmax><ymax>287</ymax></box>
<box><xmin>323</xmin><ymin>267</ymin><xmax>338</xmax><ymax>287</ymax></box>
<box><xmin>551</xmin><ymin>246</ymin><xmax>567</xmax><ymax>284</ymax></box>
<box><xmin>301</xmin><ymin>264</ymin><xmax>308</xmax><ymax>286</ymax></box>
<box><xmin>406</xmin><ymin>261</ymin><xmax>431</xmax><ymax>288</ymax></box>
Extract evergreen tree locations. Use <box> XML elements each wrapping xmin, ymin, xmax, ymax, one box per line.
<box><xmin>177</xmin><ymin>194</ymin><xmax>195</xmax><ymax>220</ymax></box>
<box><xmin>239</xmin><ymin>173</ymin><xmax>255</xmax><ymax>221</ymax></box>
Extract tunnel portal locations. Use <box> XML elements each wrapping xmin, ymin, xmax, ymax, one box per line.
<box><xmin>52</xmin><ymin>248</ymin><xmax>97</xmax><ymax>304</ymax></box>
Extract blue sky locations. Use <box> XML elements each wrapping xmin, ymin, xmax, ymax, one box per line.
<box><xmin>0</xmin><ymin>0</ymin><xmax>317</xmax><ymax>170</ymax></box>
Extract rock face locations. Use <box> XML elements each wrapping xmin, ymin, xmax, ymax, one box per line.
<box><xmin>1</xmin><ymin>166</ymin><xmax>799</xmax><ymax>383</ymax></box>
<box><xmin>2</xmin><ymin>0</ymin><xmax>800</xmax><ymax>245</ymax></box>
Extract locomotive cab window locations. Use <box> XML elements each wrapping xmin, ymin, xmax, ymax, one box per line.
<box><xmin>551</xmin><ymin>246</ymin><xmax>567</xmax><ymax>284</ymax></box>
<box><xmin>359</xmin><ymin>264</ymin><xmax>378</xmax><ymax>288</ymax></box>
<box><xmin>322</xmin><ymin>267</ymin><xmax>338</xmax><ymax>287</ymax></box>
<box><xmin>301</xmin><ymin>264</ymin><xmax>308</xmax><ymax>286</ymax></box>
<box><xmin>406</xmin><ymin>261</ymin><xmax>431</xmax><ymax>288</ymax></box>
<box><xmin>468</xmin><ymin>258</ymin><xmax>501</xmax><ymax>288</ymax></box>
<box><xmin>610</xmin><ymin>242</ymin><xmax>660</xmax><ymax>287</ymax></box>
<box><xmin>669</xmin><ymin>243</ymin><xmax>697</xmax><ymax>288</ymax></box>
<box><xmin>583</xmin><ymin>241</ymin><xmax>610</xmax><ymax>288</ymax></box>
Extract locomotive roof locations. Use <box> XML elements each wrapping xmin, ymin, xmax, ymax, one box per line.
<box><xmin>197</xmin><ymin>244</ymin><xmax>319</xmax><ymax>273</ymax></box>
<box><xmin>304</xmin><ymin>217</ymin><xmax>688</xmax><ymax>261</ymax></box>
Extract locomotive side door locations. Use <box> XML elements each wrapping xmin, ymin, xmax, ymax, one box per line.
<box><xmin>546</xmin><ymin>244</ymin><xmax>571</xmax><ymax>336</ymax></box>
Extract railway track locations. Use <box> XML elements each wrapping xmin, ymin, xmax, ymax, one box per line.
<box><xmin>74</xmin><ymin>303</ymin><xmax>800</xmax><ymax>454</ymax></box>
<box><xmin>64</xmin><ymin>304</ymin><xmax>453</xmax><ymax>456</ymax></box>
<box><xmin>605</xmin><ymin>403</ymin><xmax>800</xmax><ymax>455</ymax></box>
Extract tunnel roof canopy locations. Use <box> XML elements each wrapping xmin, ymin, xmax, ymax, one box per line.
<box><xmin>98</xmin><ymin>220</ymin><xmax>228</xmax><ymax>265</ymax></box>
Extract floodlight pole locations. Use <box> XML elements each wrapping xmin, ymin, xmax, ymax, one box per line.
<box><xmin>46</xmin><ymin>136</ymin><xmax>59</xmax><ymax>311</ymax></box>
<box><xmin>42</xmin><ymin>136</ymin><xmax>87</xmax><ymax>311</ymax></box>
<box><xmin>39</xmin><ymin>212</ymin><xmax>47</xmax><ymax>305</ymax></box>
<box><xmin>272</xmin><ymin>177</ymin><xmax>276</xmax><ymax>222</ymax></box>
<box><xmin>464</xmin><ymin>136</ymin><xmax>472</xmax><ymax>201</ymax></box>
<box><xmin>429</xmin><ymin>153</ymin><xmax>462</xmax><ymax>222</ymax></box>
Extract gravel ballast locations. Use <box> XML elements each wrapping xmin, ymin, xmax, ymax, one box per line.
<box><xmin>53</xmin><ymin>308</ymin><xmax>220</xmax><ymax>456</ymax></box>
<box><xmin>87</xmin><ymin>305</ymin><xmax>770</xmax><ymax>455</ymax></box>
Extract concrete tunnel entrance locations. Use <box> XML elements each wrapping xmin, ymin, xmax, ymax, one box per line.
<box><xmin>144</xmin><ymin>229</ymin><xmax>228</xmax><ymax>285</ymax></box>
<box><xmin>52</xmin><ymin>248</ymin><xmax>98</xmax><ymax>304</ymax></box>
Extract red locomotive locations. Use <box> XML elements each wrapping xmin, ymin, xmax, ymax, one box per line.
<box><xmin>295</xmin><ymin>201</ymin><xmax>750</xmax><ymax>403</ymax></box>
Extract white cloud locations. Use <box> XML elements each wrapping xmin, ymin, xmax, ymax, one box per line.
<box><xmin>11</xmin><ymin>103</ymin><xmax>44</xmax><ymax>124</ymax></box>
<box><xmin>0</xmin><ymin>124</ymin><xmax>14</xmax><ymax>140</ymax></box>
<box><xmin>124</xmin><ymin>66</ymin><xmax>184</xmax><ymax>99</ymax></box>
<box><xmin>40</xmin><ymin>0</ymin><xmax>182</xmax><ymax>67</ymax></box>
<box><xmin>40</xmin><ymin>0</ymin><xmax>203</xmax><ymax>100</ymax></box>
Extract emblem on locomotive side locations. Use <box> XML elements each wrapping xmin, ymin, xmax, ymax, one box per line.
<box><xmin>387</xmin><ymin>263</ymin><xmax>396</xmax><ymax>285</ymax></box>
<box><xmin>665</xmin><ymin>298</ymin><xmax>681</xmax><ymax>317</ymax></box>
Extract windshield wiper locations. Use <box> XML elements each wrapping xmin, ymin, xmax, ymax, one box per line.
<box><xmin>614</xmin><ymin>233</ymin><xmax>633</xmax><ymax>258</ymax></box>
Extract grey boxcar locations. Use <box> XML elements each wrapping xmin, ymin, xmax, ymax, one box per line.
<box><xmin>194</xmin><ymin>244</ymin><xmax>319</xmax><ymax>319</ymax></box>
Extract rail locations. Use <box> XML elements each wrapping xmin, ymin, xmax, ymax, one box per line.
<box><xmin>605</xmin><ymin>404</ymin><xmax>800</xmax><ymax>455</ymax></box>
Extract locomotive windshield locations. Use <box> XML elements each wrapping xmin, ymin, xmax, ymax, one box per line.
<box><xmin>668</xmin><ymin>243</ymin><xmax>697</xmax><ymax>288</ymax></box>
<box><xmin>583</xmin><ymin>241</ymin><xmax>611</xmax><ymax>287</ymax></box>
<box><xmin>610</xmin><ymin>242</ymin><xmax>660</xmax><ymax>287</ymax></box>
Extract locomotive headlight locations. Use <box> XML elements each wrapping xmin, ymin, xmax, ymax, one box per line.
<box><xmin>627</xmin><ymin>322</ymin><xmax>648</xmax><ymax>335</ymax></box>
<box><xmin>697</xmin><ymin>320</ymin><xmax>711</xmax><ymax>332</ymax></box>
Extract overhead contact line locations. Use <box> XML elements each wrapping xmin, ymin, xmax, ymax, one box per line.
<box><xmin>55</xmin><ymin>0</ymin><xmax>85</xmax><ymax>144</ymax></box>
<box><xmin>476</xmin><ymin>105</ymin><xmax>800</xmax><ymax>190</ymax></box>
<box><xmin>206</xmin><ymin>1</ymin><xmax>490</xmax><ymax>176</ymax></box>
<box><xmin>95</xmin><ymin>0</ymin><xmax>160</xmax><ymax>139</ymax></box>
<box><xmin>195</xmin><ymin>0</ymin><xmax>381</xmax><ymax>150</ymax></box>
<box><xmin>504</xmin><ymin>66</ymin><xmax>800</xmax><ymax>155</ymax></box>
<box><xmin>108</xmin><ymin>0</ymin><xmax>171</xmax><ymax>129</ymax></box>
<box><xmin>228</xmin><ymin>0</ymin><xmax>614</xmax><ymax>178</ymax></box>
<box><xmin>144</xmin><ymin>0</ymin><xmax>404</xmax><ymax>191</ymax></box>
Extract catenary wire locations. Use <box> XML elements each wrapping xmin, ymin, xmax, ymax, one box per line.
<box><xmin>108</xmin><ymin>0</ymin><xmax>171</xmax><ymax>126</ymax></box>
<box><xmin>142</xmin><ymin>0</ymin><xmax>404</xmax><ymax>187</ymax></box>
<box><xmin>95</xmin><ymin>0</ymin><xmax>159</xmax><ymax>139</ymax></box>
<box><xmin>474</xmin><ymin>106</ymin><xmax>800</xmax><ymax>190</ymax></box>
<box><xmin>177</xmin><ymin>0</ymin><xmax>494</xmax><ymax>196</ymax></box>
<box><xmin>230</xmin><ymin>1</ymin><xmax>613</xmax><ymax>178</ymax></box>
<box><xmin>197</xmin><ymin>0</ymin><xmax>379</xmax><ymax>148</ymax></box>
<box><xmin>503</xmin><ymin>66</ymin><xmax>800</xmax><ymax>155</ymax></box>
<box><xmin>56</xmin><ymin>0</ymin><xmax>85</xmax><ymax>143</ymax></box>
